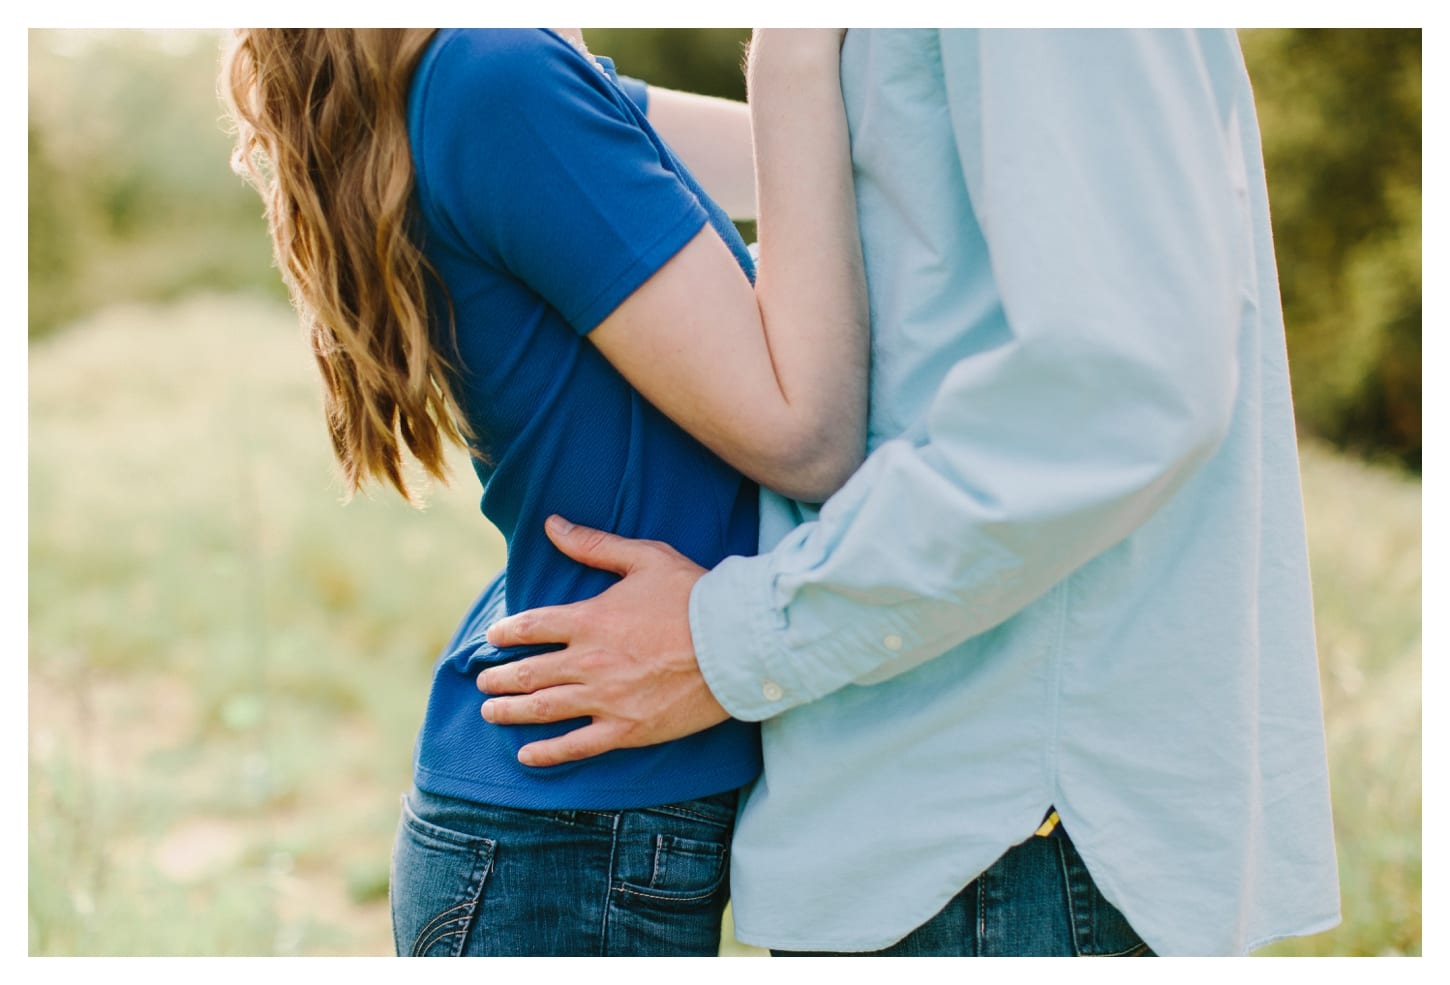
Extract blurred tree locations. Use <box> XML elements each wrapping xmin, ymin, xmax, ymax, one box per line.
<box><xmin>1240</xmin><ymin>29</ymin><xmax>1421</xmax><ymax>470</ymax></box>
<box><xmin>28</xmin><ymin>121</ymin><xmax>83</xmax><ymax>332</ymax></box>
<box><xmin>586</xmin><ymin>28</ymin><xmax>752</xmax><ymax>101</ymax></box>
<box><xmin>27</xmin><ymin>29</ymin><xmax>283</xmax><ymax>339</ymax></box>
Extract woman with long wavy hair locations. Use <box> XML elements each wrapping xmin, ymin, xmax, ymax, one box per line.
<box><xmin>221</xmin><ymin>27</ymin><xmax>866</xmax><ymax>956</ymax></box>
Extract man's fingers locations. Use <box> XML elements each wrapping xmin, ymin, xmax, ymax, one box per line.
<box><xmin>477</xmin><ymin>651</ymin><xmax>577</xmax><ymax>695</ymax></box>
<box><xmin>544</xmin><ymin>514</ymin><xmax>675</xmax><ymax>575</ymax></box>
<box><xmin>516</xmin><ymin>721</ymin><xmax>630</xmax><ymax>768</ymax></box>
<box><xmin>480</xmin><ymin>683</ymin><xmax>591</xmax><ymax>726</ymax></box>
<box><xmin>485</xmin><ymin>603</ymin><xmax>577</xmax><ymax>649</ymax></box>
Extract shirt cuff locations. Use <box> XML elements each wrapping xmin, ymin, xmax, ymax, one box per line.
<box><xmin>690</xmin><ymin>553</ymin><xmax>803</xmax><ymax>722</ymax></box>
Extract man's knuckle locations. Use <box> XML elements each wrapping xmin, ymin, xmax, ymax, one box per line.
<box><xmin>547</xmin><ymin>608</ymin><xmax>573</xmax><ymax>638</ymax></box>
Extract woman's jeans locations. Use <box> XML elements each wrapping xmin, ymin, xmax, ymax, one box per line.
<box><xmin>390</xmin><ymin>785</ymin><xmax>736</xmax><ymax>956</ymax></box>
<box><xmin>775</xmin><ymin>821</ymin><xmax>1154</xmax><ymax>957</ymax></box>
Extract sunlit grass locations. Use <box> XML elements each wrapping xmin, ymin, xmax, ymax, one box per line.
<box><xmin>28</xmin><ymin>295</ymin><xmax>1420</xmax><ymax>955</ymax></box>
<box><xmin>1258</xmin><ymin>440</ymin><xmax>1422</xmax><ymax>956</ymax></box>
<box><xmin>29</xmin><ymin>294</ymin><xmax>503</xmax><ymax>955</ymax></box>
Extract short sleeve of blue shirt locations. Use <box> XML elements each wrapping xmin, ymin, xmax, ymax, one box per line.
<box><xmin>410</xmin><ymin>29</ymin><xmax>708</xmax><ymax>335</ymax></box>
<box><xmin>614</xmin><ymin>73</ymin><xmax>649</xmax><ymax>113</ymax></box>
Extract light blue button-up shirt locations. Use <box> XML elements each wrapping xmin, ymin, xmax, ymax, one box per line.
<box><xmin>690</xmin><ymin>28</ymin><xmax>1340</xmax><ymax>956</ymax></box>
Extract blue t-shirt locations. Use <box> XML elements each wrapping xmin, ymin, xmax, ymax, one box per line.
<box><xmin>405</xmin><ymin>28</ymin><xmax>762</xmax><ymax>809</ymax></box>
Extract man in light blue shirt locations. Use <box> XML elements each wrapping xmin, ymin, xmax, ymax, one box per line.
<box><xmin>481</xmin><ymin>28</ymin><xmax>1341</xmax><ymax>955</ymax></box>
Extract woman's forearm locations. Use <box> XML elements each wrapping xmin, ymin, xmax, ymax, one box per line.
<box><xmin>584</xmin><ymin>31</ymin><xmax>868</xmax><ymax>503</ymax></box>
<box><xmin>748</xmin><ymin>29</ymin><xmax>870</xmax><ymax>497</ymax></box>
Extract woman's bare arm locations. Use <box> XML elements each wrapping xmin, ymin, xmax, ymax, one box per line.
<box><xmin>590</xmin><ymin>30</ymin><xmax>868</xmax><ymax>503</ymax></box>
<box><xmin>644</xmin><ymin>86</ymin><xmax>755</xmax><ymax>220</ymax></box>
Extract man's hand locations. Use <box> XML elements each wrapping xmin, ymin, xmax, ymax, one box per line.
<box><xmin>478</xmin><ymin>515</ymin><xmax>730</xmax><ymax>767</ymax></box>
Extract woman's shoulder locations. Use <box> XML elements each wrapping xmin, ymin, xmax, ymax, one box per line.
<box><xmin>416</xmin><ymin>28</ymin><xmax>596</xmax><ymax>110</ymax></box>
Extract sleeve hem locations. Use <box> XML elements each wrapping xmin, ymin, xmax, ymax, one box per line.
<box><xmin>568</xmin><ymin>206</ymin><xmax>709</xmax><ymax>336</ymax></box>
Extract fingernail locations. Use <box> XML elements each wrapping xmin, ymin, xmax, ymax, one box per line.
<box><xmin>518</xmin><ymin>748</ymin><xmax>538</xmax><ymax>767</ymax></box>
<box><xmin>480</xmin><ymin>701</ymin><xmax>494</xmax><ymax>722</ymax></box>
<box><xmin>546</xmin><ymin>515</ymin><xmax>574</xmax><ymax>535</ymax></box>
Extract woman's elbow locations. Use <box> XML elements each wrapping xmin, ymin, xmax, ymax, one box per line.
<box><xmin>757</xmin><ymin>425</ymin><xmax>865</xmax><ymax>503</ymax></box>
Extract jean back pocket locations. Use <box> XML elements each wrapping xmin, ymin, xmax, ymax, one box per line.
<box><xmin>391</xmin><ymin>795</ymin><xmax>497</xmax><ymax>957</ymax></box>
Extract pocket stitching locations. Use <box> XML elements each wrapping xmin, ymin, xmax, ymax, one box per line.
<box><xmin>415</xmin><ymin>912</ymin><xmax>477</xmax><ymax>956</ymax></box>
<box><xmin>614</xmin><ymin>884</ymin><xmax>722</xmax><ymax>904</ymax></box>
<box><xmin>616</xmin><ymin>834</ymin><xmax>727</xmax><ymax>902</ymax></box>
<box><xmin>398</xmin><ymin>798</ymin><xmax>497</xmax><ymax>957</ymax></box>
<box><xmin>407</xmin><ymin>848</ymin><xmax>494</xmax><ymax>956</ymax></box>
<box><xmin>1093</xmin><ymin>941</ymin><xmax>1152</xmax><ymax>957</ymax></box>
<box><xmin>412</xmin><ymin>900</ymin><xmax>477</xmax><ymax>954</ymax></box>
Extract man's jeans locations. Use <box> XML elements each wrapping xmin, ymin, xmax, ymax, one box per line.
<box><xmin>390</xmin><ymin>785</ymin><xmax>736</xmax><ymax>956</ymax></box>
<box><xmin>775</xmin><ymin>821</ymin><xmax>1154</xmax><ymax>957</ymax></box>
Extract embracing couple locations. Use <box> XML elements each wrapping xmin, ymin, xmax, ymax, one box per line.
<box><xmin>223</xmin><ymin>28</ymin><xmax>1340</xmax><ymax>956</ymax></box>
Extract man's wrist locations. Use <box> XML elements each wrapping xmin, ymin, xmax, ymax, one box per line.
<box><xmin>689</xmin><ymin>553</ymin><xmax>801</xmax><ymax>722</ymax></box>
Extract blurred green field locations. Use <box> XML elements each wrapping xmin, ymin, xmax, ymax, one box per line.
<box><xmin>27</xmin><ymin>294</ymin><xmax>1420</xmax><ymax>956</ymax></box>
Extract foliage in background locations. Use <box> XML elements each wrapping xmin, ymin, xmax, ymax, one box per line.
<box><xmin>1239</xmin><ymin>29</ymin><xmax>1422</xmax><ymax>471</ymax></box>
<box><xmin>587</xmin><ymin>28</ymin><xmax>751</xmax><ymax>101</ymax></box>
<box><xmin>26</xmin><ymin>28</ymin><xmax>1421</xmax><ymax>468</ymax></box>
<box><xmin>27</xmin><ymin>30</ymin><xmax>284</xmax><ymax>335</ymax></box>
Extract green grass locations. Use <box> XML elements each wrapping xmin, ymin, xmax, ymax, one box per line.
<box><xmin>28</xmin><ymin>294</ymin><xmax>1420</xmax><ymax>955</ymax></box>
<box><xmin>1257</xmin><ymin>439</ymin><xmax>1422</xmax><ymax>956</ymax></box>
<box><xmin>28</xmin><ymin>294</ymin><xmax>502</xmax><ymax>955</ymax></box>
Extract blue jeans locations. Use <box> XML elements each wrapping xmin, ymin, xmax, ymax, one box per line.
<box><xmin>389</xmin><ymin>785</ymin><xmax>736</xmax><ymax>956</ymax></box>
<box><xmin>774</xmin><ymin>822</ymin><xmax>1153</xmax><ymax>957</ymax></box>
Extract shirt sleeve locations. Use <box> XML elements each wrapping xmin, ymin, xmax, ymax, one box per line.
<box><xmin>691</xmin><ymin>29</ymin><xmax>1248</xmax><ymax>719</ymax></box>
<box><xmin>615</xmin><ymin>74</ymin><xmax>649</xmax><ymax>113</ymax></box>
<box><xmin>412</xmin><ymin>30</ymin><xmax>707</xmax><ymax>334</ymax></box>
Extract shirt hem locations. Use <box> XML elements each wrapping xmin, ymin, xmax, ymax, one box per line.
<box><xmin>413</xmin><ymin>759</ymin><xmax>760</xmax><ymax>812</ymax></box>
<box><xmin>1243</xmin><ymin>911</ymin><xmax>1343</xmax><ymax>955</ymax></box>
<box><xmin>732</xmin><ymin>909</ymin><xmax>1348</xmax><ymax>956</ymax></box>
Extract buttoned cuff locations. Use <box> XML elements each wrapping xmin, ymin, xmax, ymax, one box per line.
<box><xmin>689</xmin><ymin>553</ymin><xmax>806</xmax><ymax>722</ymax></box>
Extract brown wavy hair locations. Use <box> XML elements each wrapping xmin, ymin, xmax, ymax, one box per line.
<box><xmin>220</xmin><ymin>28</ymin><xmax>470</xmax><ymax>503</ymax></box>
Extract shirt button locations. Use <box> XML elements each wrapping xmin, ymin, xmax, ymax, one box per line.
<box><xmin>762</xmin><ymin>680</ymin><xmax>784</xmax><ymax>702</ymax></box>
<box><xmin>883</xmin><ymin>634</ymin><xmax>904</xmax><ymax>651</ymax></box>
